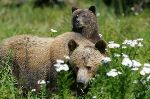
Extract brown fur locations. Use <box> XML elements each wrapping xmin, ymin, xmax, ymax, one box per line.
<box><xmin>72</xmin><ymin>6</ymin><xmax>101</xmax><ymax>43</ymax></box>
<box><xmin>0</xmin><ymin>35</ymin><xmax>54</xmax><ymax>89</ymax></box>
<box><xmin>49</xmin><ymin>32</ymin><xmax>106</xmax><ymax>87</ymax></box>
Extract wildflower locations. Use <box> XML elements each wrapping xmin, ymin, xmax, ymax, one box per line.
<box><xmin>90</xmin><ymin>78</ymin><xmax>96</xmax><ymax>84</ymax></box>
<box><xmin>147</xmin><ymin>75</ymin><xmax>150</xmax><ymax>81</ymax></box>
<box><xmin>37</xmin><ymin>80</ymin><xmax>46</xmax><ymax>85</ymax></box>
<box><xmin>95</xmin><ymin>74</ymin><xmax>100</xmax><ymax>78</ymax></box>
<box><xmin>144</xmin><ymin>63</ymin><xmax>150</xmax><ymax>67</ymax></box>
<box><xmin>137</xmin><ymin>38</ymin><xmax>143</xmax><ymax>41</ymax></box>
<box><xmin>47</xmin><ymin>81</ymin><xmax>50</xmax><ymax>84</ymax></box>
<box><xmin>92</xmin><ymin>96</ymin><xmax>97</xmax><ymax>99</ymax></box>
<box><xmin>122</xmin><ymin>39</ymin><xmax>130</xmax><ymax>45</ymax></box>
<box><xmin>131</xmin><ymin>7</ymin><xmax>135</xmax><ymax>11</ymax></box>
<box><xmin>134</xmin><ymin>12</ymin><xmax>139</xmax><ymax>16</ymax></box>
<box><xmin>131</xmin><ymin>68</ymin><xmax>139</xmax><ymax>71</ymax></box>
<box><xmin>122</xmin><ymin>57</ymin><xmax>141</xmax><ymax>68</ymax></box>
<box><xmin>132</xmin><ymin>60</ymin><xmax>142</xmax><ymax>68</ymax></box>
<box><xmin>96</xmin><ymin>12</ymin><xmax>100</xmax><ymax>17</ymax></box>
<box><xmin>140</xmin><ymin>63</ymin><xmax>150</xmax><ymax>75</ymax></box>
<box><xmin>101</xmin><ymin>57</ymin><xmax>111</xmax><ymax>64</ymax></box>
<box><xmin>106</xmin><ymin>69</ymin><xmax>122</xmax><ymax>77</ymax></box>
<box><xmin>122</xmin><ymin>39</ymin><xmax>138</xmax><ymax>47</ymax></box>
<box><xmin>122</xmin><ymin>39</ymin><xmax>143</xmax><ymax>47</ymax></box>
<box><xmin>108</xmin><ymin>41</ymin><xmax>120</xmax><ymax>48</ymax></box>
<box><xmin>122</xmin><ymin>46</ymin><xmax>127</xmax><ymax>49</ymax></box>
<box><xmin>31</xmin><ymin>89</ymin><xmax>36</xmax><ymax>92</ymax></box>
<box><xmin>54</xmin><ymin>61</ymin><xmax>69</xmax><ymax>72</ymax></box>
<box><xmin>133</xmin><ymin>80</ymin><xmax>138</xmax><ymax>84</ymax></box>
<box><xmin>108</xmin><ymin>41</ymin><xmax>115</xmax><ymax>44</ymax></box>
<box><xmin>142</xmin><ymin>80</ymin><xmax>146</xmax><ymax>84</ymax></box>
<box><xmin>56</xmin><ymin>59</ymin><xmax>64</xmax><ymax>64</ymax></box>
<box><xmin>64</xmin><ymin>55</ymin><xmax>70</xmax><ymax>60</ymax></box>
<box><xmin>122</xmin><ymin>57</ymin><xmax>132</xmax><ymax>67</ymax></box>
<box><xmin>122</xmin><ymin>53</ymin><xmax>129</xmax><ymax>58</ymax></box>
<box><xmin>140</xmin><ymin>67</ymin><xmax>150</xmax><ymax>75</ymax></box>
<box><xmin>50</xmin><ymin>29</ymin><xmax>57</xmax><ymax>32</ymax></box>
<box><xmin>137</xmin><ymin>42</ymin><xmax>143</xmax><ymax>47</ymax></box>
<box><xmin>99</xmin><ymin>34</ymin><xmax>102</xmax><ymax>37</ymax></box>
<box><xmin>62</xmin><ymin>64</ymin><xmax>69</xmax><ymax>71</ymax></box>
<box><xmin>113</xmin><ymin>53</ymin><xmax>120</xmax><ymax>57</ymax></box>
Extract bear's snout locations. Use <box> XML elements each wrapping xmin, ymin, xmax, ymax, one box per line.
<box><xmin>77</xmin><ymin>78</ymin><xmax>86</xmax><ymax>85</ymax></box>
<box><xmin>76</xmin><ymin>68</ymin><xmax>89</xmax><ymax>87</ymax></box>
<box><xmin>75</xmin><ymin>18</ymin><xmax>84</xmax><ymax>28</ymax></box>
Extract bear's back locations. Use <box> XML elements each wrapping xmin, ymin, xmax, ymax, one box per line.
<box><xmin>0</xmin><ymin>35</ymin><xmax>54</xmax><ymax>88</ymax></box>
<box><xmin>50</xmin><ymin>32</ymin><xmax>94</xmax><ymax>64</ymax></box>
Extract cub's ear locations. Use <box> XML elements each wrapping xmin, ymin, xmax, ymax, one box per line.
<box><xmin>72</xmin><ymin>7</ymin><xmax>78</xmax><ymax>13</ymax></box>
<box><xmin>68</xmin><ymin>39</ymin><xmax>79</xmax><ymax>52</ymax></box>
<box><xmin>95</xmin><ymin>39</ymin><xmax>107</xmax><ymax>54</ymax></box>
<box><xmin>89</xmin><ymin>6</ymin><xmax>96</xmax><ymax>15</ymax></box>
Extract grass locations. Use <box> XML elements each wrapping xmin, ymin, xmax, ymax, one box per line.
<box><xmin>0</xmin><ymin>1</ymin><xmax>150</xmax><ymax>99</ymax></box>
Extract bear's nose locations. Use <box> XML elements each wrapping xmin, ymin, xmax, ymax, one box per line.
<box><xmin>77</xmin><ymin>78</ymin><xmax>85</xmax><ymax>86</ymax></box>
<box><xmin>76</xmin><ymin>19</ymin><xmax>80</xmax><ymax>24</ymax></box>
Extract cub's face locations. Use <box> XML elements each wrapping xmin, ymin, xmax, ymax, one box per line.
<box><xmin>68</xmin><ymin>39</ymin><xmax>107</xmax><ymax>88</ymax></box>
<box><xmin>72</xmin><ymin>6</ymin><xmax>96</xmax><ymax>31</ymax></box>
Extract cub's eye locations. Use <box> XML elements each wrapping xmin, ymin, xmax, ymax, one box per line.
<box><xmin>86</xmin><ymin>66</ymin><xmax>91</xmax><ymax>70</ymax></box>
<box><xmin>76</xmin><ymin>15</ymin><xmax>79</xmax><ymax>17</ymax></box>
<box><xmin>82</xmin><ymin>14</ymin><xmax>86</xmax><ymax>17</ymax></box>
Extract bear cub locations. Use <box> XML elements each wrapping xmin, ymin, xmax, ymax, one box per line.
<box><xmin>72</xmin><ymin>6</ymin><xmax>101</xmax><ymax>44</ymax></box>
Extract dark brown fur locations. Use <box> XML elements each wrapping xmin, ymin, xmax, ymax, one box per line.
<box><xmin>72</xmin><ymin>6</ymin><xmax>101</xmax><ymax>43</ymax></box>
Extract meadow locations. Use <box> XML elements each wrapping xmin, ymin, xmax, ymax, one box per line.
<box><xmin>0</xmin><ymin>1</ymin><xmax>150</xmax><ymax>99</ymax></box>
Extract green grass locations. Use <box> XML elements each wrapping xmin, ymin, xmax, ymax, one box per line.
<box><xmin>0</xmin><ymin>1</ymin><xmax>150</xmax><ymax>99</ymax></box>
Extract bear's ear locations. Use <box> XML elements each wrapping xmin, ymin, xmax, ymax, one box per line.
<box><xmin>68</xmin><ymin>39</ymin><xmax>79</xmax><ymax>52</ymax></box>
<box><xmin>72</xmin><ymin>7</ymin><xmax>78</xmax><ymax>13</ymax></box>
<box><xmin>89</xmin><ymin>6</ymin><xmax>96</xmax><ymax>15</ymax></box>
<box><xmin>95</xmin><ymin>39</ymin><xmax>107</xmax><ymax>54</ymax></box>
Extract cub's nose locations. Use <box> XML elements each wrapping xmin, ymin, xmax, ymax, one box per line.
<box><xmin>76</xmin><ymin>18</ymin><xmax>80</xmax><ymax>22</ymax></box>
<box><xmin>75</xmin><ymin>19</ymin><xmax>80</xmax><ymax>25</ymax></box>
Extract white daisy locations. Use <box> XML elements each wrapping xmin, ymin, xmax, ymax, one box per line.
<box><xmin>50</xmin><ymin>29</ymin><xmax>57</xmax><ymax>32</ymax></box>
<box><xmin>106</xmin><ymin>69</ymin><xmax>122</xmax><ymax>77</ymax></box>
<box><xmin>37</xmin><ymin>80</ymin><xmax>46</xmax><ymax>84</ymax></box>
<box><xmin>101</xmin><ymin>57</ymin><xmax>111</xmax><ymax>64</ymax></box>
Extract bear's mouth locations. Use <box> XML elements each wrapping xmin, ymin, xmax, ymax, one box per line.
<box><xmin>75</xmin><ymin>22</ymin><xmax>84</xmax><ymax>28</ymax></box>
<box><xmin>76</xmin><ymin>84</ymin><xmax>90</xmax><ymax>96</ymax></box>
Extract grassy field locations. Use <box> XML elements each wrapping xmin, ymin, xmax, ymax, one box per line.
<box><xmin>0</xmin><ymin>1</ymin><xmax>150</xmax><ymax>99</ymax></box>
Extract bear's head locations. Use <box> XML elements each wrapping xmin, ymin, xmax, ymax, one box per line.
<box><xmin>68</xmin><ymin>39</ymin><xmax>107</xmax><ymax>91</ymax></box>
<box><xmin>72</xmin><ymin>6</ymin><xmax>98</xmax><ymax>36</ymax></box>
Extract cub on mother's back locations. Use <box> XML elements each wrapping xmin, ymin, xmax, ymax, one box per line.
<box><xmin>72</xmin><ymin>6</ymin><xmax>101</xmax><ymax>43</ymax></box>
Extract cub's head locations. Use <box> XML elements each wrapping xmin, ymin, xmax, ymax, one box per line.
<box><xmin>72</xmin><ymin>6</ymin><xmax>97</xmax><ymax>33</ymax></box>
<box><xmin>68</xmin><ymin>39</ymin><xmax>107</xmax><ymax>90</ymax></box>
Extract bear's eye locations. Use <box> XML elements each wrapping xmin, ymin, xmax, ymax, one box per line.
<box><xmin>76</xmin><ymin>15</ymin><xmax>79</xmax><ymax>17</ymax></box>
<box><xmin>86</xmin><ymin>66</ymin><xmax>91</xmax><ymax>70</ymax></box>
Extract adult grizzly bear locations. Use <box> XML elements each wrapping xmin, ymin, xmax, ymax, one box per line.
<box><xmin>72</xmin><ymin>6</ymin><xmax>101</xmax><ymax>43</ymax></box>
<box><xmin>0</xmin><ymin>32</ymin><xmax>107</xmax><ymax>94</ymax></box>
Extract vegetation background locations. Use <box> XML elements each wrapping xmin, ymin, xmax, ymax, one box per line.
<box><xmin>0</xmin><ymin>0</ymin><xmax>150</xmax><ymax>99</ymax></box>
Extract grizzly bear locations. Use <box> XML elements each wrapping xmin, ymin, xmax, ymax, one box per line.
<box><xmin>72</xmin><ymin>6</ymin><xmax>101</xmax><ymax>43</ymax></box>
<box><xmin>0</xmin><ymin>32</ymin><xmax>107</xmax><ymax>94</ymax></box>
